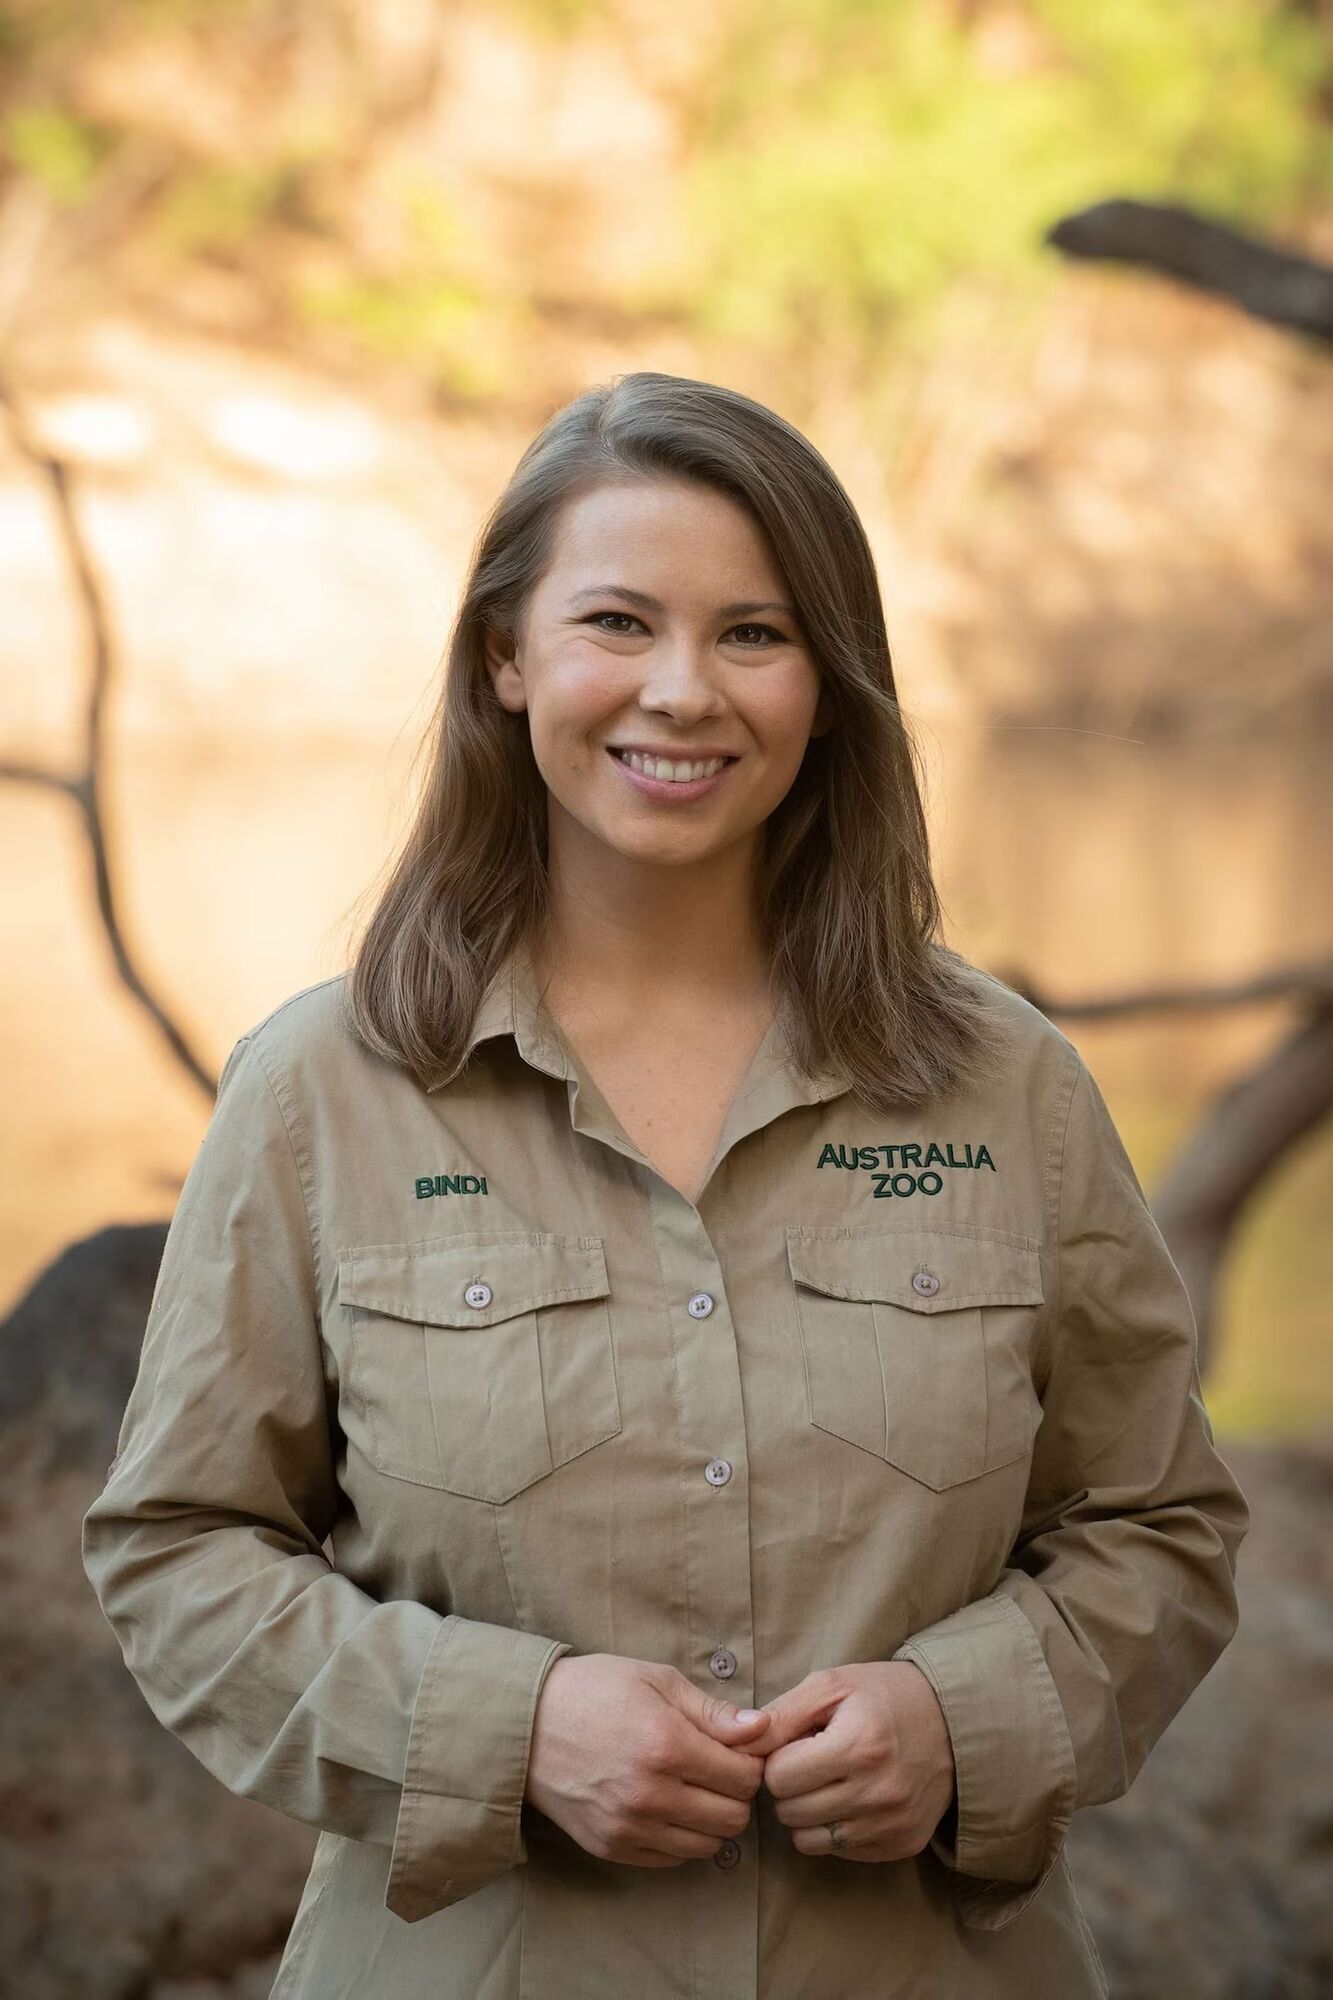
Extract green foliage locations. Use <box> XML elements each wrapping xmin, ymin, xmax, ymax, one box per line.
<box><xmin>493</xmin><ymin>0</ymin><xmax>610</xmax><ymax>38</ymax></box>
<box><xmin>0</xmin><ymin>0</ymin><xmax>1325</xmax><ymax>380</ymax></box>
<box><xmin>682</xmin><ymin>0</ymin><xmax>1330</xmax><ymax>351</ymax></box>
<box><xmin>2</xmin><ymin>104</ymin><xmax>109</xmax><ymax>203</ymax></box>
<box><xmin>151</xmin><ymin>160</ymin><xmax>310</xmax><ymax>253</ymax></box>
<box><xmin>294</xmin><ymin>270</ymin><xmax>511</xmax><ymax>401</ymax></box>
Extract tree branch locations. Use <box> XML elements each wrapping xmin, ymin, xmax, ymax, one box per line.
<box><xmin>0</xmin><ymin>372</ymin><xmax>217</xmax><ymax>1099</ymax></box>
<box><xmin>1046</xmin><ymin>198</ymin><xmax>1333</xmax><ymax>344</ymax></box>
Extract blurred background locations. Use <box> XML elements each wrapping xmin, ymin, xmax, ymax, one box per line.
<box><xmin>1</xmin><ymin>2</ymin><xmax>1329</xmax><ymax>1996</ymax></box>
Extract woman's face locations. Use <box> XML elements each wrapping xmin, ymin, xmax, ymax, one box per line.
<box><xmin>484</xmin><ymin>476</ymin><xmax>833</xmax><ymax>877</ymax></box>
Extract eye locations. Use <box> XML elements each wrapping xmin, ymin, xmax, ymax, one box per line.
<box><xmin>585</xmin><ymin>611</ymin><xmax>645</xmax><ymax>635</ymax></box>
<box><xmin>729</xmin><ymin>622</ymin><xmax>787</xmax><ymax>647</ymax></box>
<box><xmin>584</xmin><ymin>611</ymin><xmax>789</xmax><ymax>647</ymax></box>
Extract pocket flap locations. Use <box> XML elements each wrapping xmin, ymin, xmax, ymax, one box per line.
<box><xmin>338</xmin><ymin>1232</ymin><xmax>610</xmax><ymax>1327</ymax></box>
<box><xmin>786</xmin><ymin>1223</ymin><xmax>1044</xmax><ymax>1313</ymax></box>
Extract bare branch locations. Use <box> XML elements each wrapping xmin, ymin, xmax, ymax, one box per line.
<box><xmin>0</xmin><ymin>372</ymin><xmax>217</xmax><ymax>1099</ymax></box>
<box><xmin>1047</xmin><ymin>198</ymin><xmax>1333</xmax><ymax>343</ymax></box>
<box><xmin>1153</xmin><ymin>1001</ymin><xmax>1333</xmax><ymax>1375</ymax></box>
<box><xmin>0</xmin><ymin>760</ymin><xmax>77</xmax><ymax>795</ymax></box>
<box><xmin>996</xmin><ymin>959</ymin><xmax>1333</xmax><ymax>1022</ymax></box>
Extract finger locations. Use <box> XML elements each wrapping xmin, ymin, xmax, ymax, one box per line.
<box><xmin>631</xmin><ymin>1818</ymin><xmax>743</xmax><ymax>1863</ymax></box>
<box><xmin>753</xmin><ymin>1672</ymin><xmax>844</xmax><ymax>1752</ymax></box>
<box><xmin>761</xmin><ymin>1730</ymin><xmax>850</xmax><ymax>1802</ymax></box>
<box><xmin>673</xmin><ymin>1729</ymin><xmax>768</xmax><ymax>1801</ymax></box>
<box><xmin>789</xmin><ymin>1818</ymin><xmax>875</xmax><ymax>1859</ymax></box>
<box><xmin>662</xmin><ymin>1777</ymin><xmax>754</xmax><ymax>1840</ymax></box>
<box><xmin>768</xmin><ymin>1777</ymin><xmax>861</xmax><ymax>1828</ymax></box>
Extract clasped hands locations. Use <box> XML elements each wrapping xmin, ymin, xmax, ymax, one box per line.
<box><xmin>734</xmin><ymin>1660</ymin><xmax>956</xmax><ymax>1861</ymax></box>
<box><xmin>526</xmin><ymin>1653</ymin><xmax>956</xmax><ymax>1870</ymax></box>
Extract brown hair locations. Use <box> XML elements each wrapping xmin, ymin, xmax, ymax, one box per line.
<box><xmin>345</xmin><ymin>370</ymin><xmax>1005</xmax><ymax>1111</ymax></box>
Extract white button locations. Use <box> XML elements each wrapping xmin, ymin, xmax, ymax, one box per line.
<box><xmin>705</xmin><ymin>1458</ymin><xmax>732</xmax><ymax>1486</ymax></box>
<box><xmin>709</xmin><ymin>1647</ymin><xmax>737</xmax><ymax>1679</ymax></box>
<box><xmin>911</xmin><ymin>1270</ymin><xmax>940</xmax><ymax>1297</ymax></box>
<box><xmin>464</xmin><ymin>1281</ymin><xmax>492</xmax><ymax>1309</ymax></box>
<box><xmin>688</xmin><ymin>1292</ymin><xmax>714</xmax><ymax>1318</ymax></box>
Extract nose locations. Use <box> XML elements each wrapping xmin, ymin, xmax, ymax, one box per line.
<box><xmin>636</xmin><ymin>635</ymin><xmax>726</xmax><ymax>722</ymax></box>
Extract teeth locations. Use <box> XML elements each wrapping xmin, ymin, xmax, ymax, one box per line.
<box><xmin>615</xmin><ymin>749</ymin><xmax>728</xmax><ymax>783</ymax></box>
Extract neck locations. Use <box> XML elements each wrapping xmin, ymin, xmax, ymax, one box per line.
<box><xmin>536</xmin><ymin>813</ymin><xmax>773</xmax><ymax>1017</ymax></box>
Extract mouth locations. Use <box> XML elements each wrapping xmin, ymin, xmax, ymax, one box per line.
<box><xmin>606</xmin><ymin>745</ymin><xmax>740</xmax><ymax>799</ymax></box>
<box><xmin>607</xmin><ymin>747</ymin><xmax>739</xmax><ymax>782</ymax></box>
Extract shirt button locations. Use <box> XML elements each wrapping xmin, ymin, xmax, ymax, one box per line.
<box><xmin>687</xmin><ymin>1292</ymin><xmax>715</xmax><ymax>1318</ymax></box>
<box><xmin>705</xmin><ymin>1458</ymin><xmax>732</xmax><ymax>1487</ymax></box>
<box><xmin>709</xmin><ymin>1647</ymin><xmax>737</xmax><ymax>1679</ymax></box>
<box><xmin>911</xmin><ymin>1269</ymin><xmax>940</xmax><ymax>1297</ymax></box>
<box><xmin>464</xmin><ymin>1281</ymin><xmax>493</xmax><ymax>1309</ymax></box>
<box><xmin>713</xmin><ymin>1838</ymin><xmax>742</xmax><ymax>1869</ymax></box>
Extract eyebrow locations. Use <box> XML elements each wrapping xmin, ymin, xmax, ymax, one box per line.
<box><xmin>568</xmin><ymin>584</ymin><xmax>799</xmax><ymax>620</ymax></box>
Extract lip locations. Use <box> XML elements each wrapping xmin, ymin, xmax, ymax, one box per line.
<box><xmin>607</xmin><ymin>744</ymin><xmax>742</xmax><ymax>762</ymax></box>
<box><xmin>605</xmin><ymin>745</ymin><xmax>739</xmax><ymax>802</ymax></box>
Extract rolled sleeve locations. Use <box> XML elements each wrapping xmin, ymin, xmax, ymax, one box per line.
<box><xmin>895</xmin><ymin>1048</ymin><xmax>1248</xmax><ymax>1930</ymax></box>
<box><xmin>81</xmin><ymin>1031</ymin><xmax>573</xmax><ymax>1927</ymax></box>
<box><xmin>893</xmin><ymin>1588</ymin><xmax>1076</xmax><ymax>1925</ymax></box>
<box><xmin>387</xmin><ymin>1617</ymin><xmax>573</xmax><ymax>1922</ymax></box>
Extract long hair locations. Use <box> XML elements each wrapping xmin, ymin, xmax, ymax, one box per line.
<box><xmin>346</xmin><ymin>371</ymin><xmax>1006</xmax><ymax>1111</ymax></box>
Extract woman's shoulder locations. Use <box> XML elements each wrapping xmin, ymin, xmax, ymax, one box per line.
<box><xmin>227</xmin><ymin>970</ymin><xmax>360</xmax><ymax>1085</ymax></box>
<box><xmin>931</xmin><ymin>942</ymin><xmax>1083</xmax><ymax>1082</ymax></box>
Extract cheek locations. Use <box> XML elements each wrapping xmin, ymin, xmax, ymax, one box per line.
<box><xmin>530</xmin><ymin>655</ymin><xmax>626</xmax><ymax>763</ymax></box>
<box><xmin>749</xmin><ymin>684</ymin><xmax>823</xmax><ymax>779</ymax></box>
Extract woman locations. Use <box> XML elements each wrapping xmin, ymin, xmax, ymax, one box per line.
<box><xmin>82</xmin><ymin>371</ymin><xmax>1248</xmax><ymax>1999</ymax></box>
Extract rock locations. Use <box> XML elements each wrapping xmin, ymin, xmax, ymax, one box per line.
<box><xmin>1068</xmin><ymin>1437</ymin><xmax>1333</xmax><ymax>2000</ymax></box>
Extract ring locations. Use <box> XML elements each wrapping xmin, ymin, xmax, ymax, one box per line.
<box><xmin>826</xmin><ymin>1820</ymin><xmax>847</xmax><ymax>1851</ymax></box>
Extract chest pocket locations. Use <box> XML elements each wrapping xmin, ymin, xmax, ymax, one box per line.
<box><xmin>786</xmin><ymin>1223</ymin><xmax>1045</xmax><ymax>1491</ymax></box>
<box><xmin>337</xmin><ymin>1231</ymin><xmax>620</xmax><ymax>1502</ymax></box>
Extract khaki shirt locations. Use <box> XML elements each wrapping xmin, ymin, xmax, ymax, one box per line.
<box><xmin>81</xmin><ymin>940</ymin><xmax>1247</xmax><ymax>1999</ymax></box>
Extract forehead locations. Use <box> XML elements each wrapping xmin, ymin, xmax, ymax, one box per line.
<box><xmin>542</xmin><ymin>477</ymin><xmax>783</xmax><ymax>588</ymax></box>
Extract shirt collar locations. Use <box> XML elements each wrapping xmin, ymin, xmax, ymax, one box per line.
<box><xmin>429</xmin><ymin>930</ymin><xmax>853</xmax><ymax>1127</ymax></box>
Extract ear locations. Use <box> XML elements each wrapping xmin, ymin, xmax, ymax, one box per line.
<box><xmin>808</xmin><ymin>679</ymin><xmax>836</xmax><ymax>740</ymax></box>
<box><xmin>482</xmin><ymin>624</ymin><xmax>527</xmax><ymax>715</ymax></box>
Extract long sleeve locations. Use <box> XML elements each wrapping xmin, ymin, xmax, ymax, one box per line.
<box><xmin>891</xmin><ymin>1049</ymin><xmax>1249</xmax><ymax>1929</ymax></box>
<box><xmin>80</xmin><ymin>1032</ymin><xmax>572</xmax><ymax>1926</ymax></box>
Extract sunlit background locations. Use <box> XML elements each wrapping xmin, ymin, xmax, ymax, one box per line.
<box><xmin>1</xmin><ymin>5</ymin><xmax>1331</xmax><ymax>1990</ymax></box>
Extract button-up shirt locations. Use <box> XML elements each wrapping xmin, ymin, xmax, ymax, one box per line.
<box><xmin>81</xmin><ymin>937</ymin><xmax>1248</xmax><ymax>1998</ymax></box>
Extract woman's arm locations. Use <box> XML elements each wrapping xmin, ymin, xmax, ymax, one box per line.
<box><xmin>80</xmin><ymin>1033</ymin><xmax>572</xmax><ymax>1926</ymax></box>
<box><xmin>890</xmin><ymin>1049</ymin><xmax>1249</xmax><ymax>1930</ymax></box>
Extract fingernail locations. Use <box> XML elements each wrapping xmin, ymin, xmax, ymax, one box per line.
<box><xmin>734</xmin><ymin>1708</ymin><xmax>762</xmax><ymax>1723</ymax></box>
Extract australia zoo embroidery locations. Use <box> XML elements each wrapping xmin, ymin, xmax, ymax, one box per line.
<box><xmin>816</xmin><ymin>1141</ymin><xmax>996</xmax><ymax>1199</ymax></box>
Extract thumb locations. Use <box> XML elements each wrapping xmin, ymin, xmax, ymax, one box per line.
<box><xmin>753</xmin><ymin>1673</ymin><xmax>844</xmax><ymax>1753</ymax></box>
<box><xmin>668</xmin><ymin>1675</ymin><xmax>770</xmax><ymax>1744</ymax></box>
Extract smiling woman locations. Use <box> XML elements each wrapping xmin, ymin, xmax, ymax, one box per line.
<box><xmin>345</xmin><ymin>370</ymin><xmax>1006</xmax><ymax>1117</ymax></box>
<box><xmin>81</xmin><ymin>371</ymin><xmax>1247</xmax><ymax>2000</ymax></box>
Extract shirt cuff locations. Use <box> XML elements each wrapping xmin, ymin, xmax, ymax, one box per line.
<box><xmin>385</xmin><ymin>1616</ymin><xmax>575</xmax><ymax>1923</ymax></box>
<box><xmin>892</xmin><ymin>1586</ymin><xmax>1077</xmax><ymax>1930</ymax></box>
